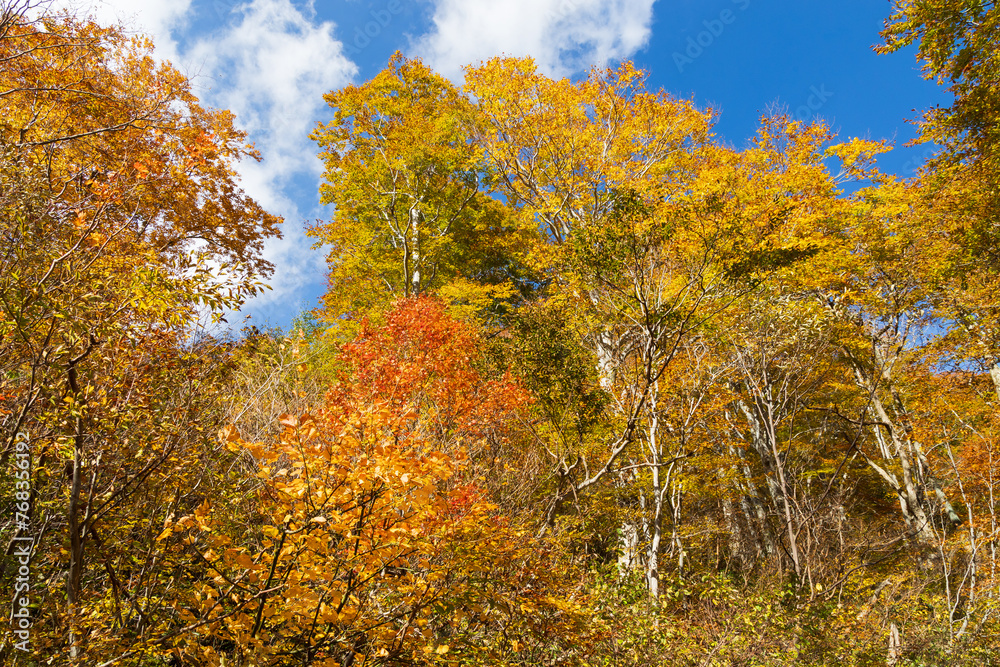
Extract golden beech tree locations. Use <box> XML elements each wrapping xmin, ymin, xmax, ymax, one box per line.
<box><xmin>462</xmin><ymin>57</ymin><xmax>714</xmax><ymax>249</ymax></box>
<box><xmin>0</xmin><ymin>8</ymin><xmax>280</xmax><ymax>663</ymax></box>
<box><xmin>880</xmin><ymin>0</ymin><xmax>1000</xmax><ymax>209</ymax></box>
<box><xmin>463</xmin><ymin>57</ymin><xmax>881</xmax><ymax>592</ymax></box>
<box><xmin>868</xmin><ymin>15</ymin><xmax>1000</xmax><ymax>632</ymax></box>
<box><xmin>880</xmin><ymin>0</ymin><xmax>1000</xmax><ymax>395</ymax></box>
<box><xmin>310</xmin><ymin>54</ymin><xmax>538</xmax><ymax>329</ymax></box>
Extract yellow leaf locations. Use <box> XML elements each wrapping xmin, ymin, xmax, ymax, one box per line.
<box><xmin>218</xmin><ymin>425</ymin><xmax>240</xmax><ymax>442</ymax></box>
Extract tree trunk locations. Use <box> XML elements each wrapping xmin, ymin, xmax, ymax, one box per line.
<box><xmin>596</xmin><ymin>329</ymin><xmax>616</xmax><ymax>390</ymax></box>
<box><xmin>736</xmin><ymin>395</ymin><xmax>798</xmax><ymax>573</ymax></box>
<box><xmin>617</xmin><ymin>521</ymin><xmax>641</xmax><ymax>575</ymax></box>
<box><xmin>867</xmin><ymin>390</ymin><xmax>938</xmax><ymax>546</ymax></box>
<box><xmin>730</xmin><ymin>443</ymin><xmax>776</xmax><ymax>558</ymax></box>
<box><xmin>66</xmin><ymin>344</ymin><xmax>96</xmax><ymax>661</ymax></box>
<box><xmin>764</xmin><ymin>397</ymin><xmax>801</xmax><ymax>579</ymax></box>
<box><xmin>408</xmin><ymin>206</ymin><xmax>421</xmax><ymax>296</ymax></box>
<box><xmin>68</xmin><ymin>415</ymin><xmax>83</xmax><ymax>661</ymax></box>
<box><xmin>719</xmin><ymin>493</ymin><xmax>744</xmax><ymax>567</ymax></box>
<box><xmin>645</xmin><ymin>393</ymin><xmax>664</xmax><ymax>597</ymax></box>
<box><xmin>991</xmin><ymin>360</ymin><xmax>1000</xmax><ymax>402</ymax></box>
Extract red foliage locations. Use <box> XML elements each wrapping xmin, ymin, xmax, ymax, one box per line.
<box><xmin>328</xmin><ymin>296</ymin><xmax>531</xmax><ymax>450</ymax></box>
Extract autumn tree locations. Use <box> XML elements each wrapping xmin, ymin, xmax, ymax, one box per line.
<box><xmin>154</xmin><ymin>298</ymin><xmax>592</xmax><ymax>666</ymax></box>
<box><xmin>464</xmin><ymin>56</ymin><xmax>872</xmax><ymax>592</ymax></box>
<box><xmin>0</xmin><ymin>7</ymin><xmax>280</xmax><ymax>663</ymax></box>
<box><xmin>880</xmin><ymin>0</ymin><xmax>1000</xmax><ymax>204</ymax></box>
<box><xmin>3</xmin><ymin>1</ymin><xmax>1000</xmax><ymax>664</ymax></box>
<box><xmin>311</xmin><ymin>54</ymin><xmax>538</xmax><ymax>329</ymax></box>
<box><xmin>881</xmin><ymin>0</ymin><xmax>1000</xmax><ymax>396</ymax></box>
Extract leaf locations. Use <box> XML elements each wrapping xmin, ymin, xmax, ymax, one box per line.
<box><xmin>219</xmin><ymin>424</ymin><xmax>240</xmax><ymax>442</ymax></box>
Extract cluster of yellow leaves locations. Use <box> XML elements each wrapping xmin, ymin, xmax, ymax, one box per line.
<box><xmin>310</xmin><ymin>53</ymin><xmax>539</xmax><ymax>330</ymax></box>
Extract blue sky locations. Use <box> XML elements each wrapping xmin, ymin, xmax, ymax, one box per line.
<box><xmin>80</xmin><ymin>0</ymin><xmax>946</xmax><ymax>331</ymax></box>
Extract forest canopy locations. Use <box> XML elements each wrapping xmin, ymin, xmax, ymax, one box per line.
<box><xmin>2</xmin><ymin>1</ymin><xmax>1000</xmax><ymax>665</ymax></box>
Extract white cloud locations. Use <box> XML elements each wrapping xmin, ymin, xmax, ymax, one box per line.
<box><xmin>415</xmin><ymin>0</ymin><xmax>657</xmax><ymax>80</ymax></box>
<box><xmin>77</xmin><ymin>0</ymin><xmax>356</xmax><ymax>322</ymax></box>
<box><xmin>61</xmin><ymin>0</ymin><xmax>194</xmax><ymax>63</ymax></box>
<box><xmin>179</xmin><ymin>0</ymin><xmax>356</xmax><ymax>319</ymax></box>
<box><xmin>46</xmin><ymin>1</ymin><xmax>357</xmax><ymax>325</ymax></box>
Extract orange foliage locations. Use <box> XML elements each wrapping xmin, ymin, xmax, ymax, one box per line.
<box><xmin>154</xmin><ymin>299</ymin><xmax>590</xmax><ymax>666</ymax></box>
<box><xmin>329</xmin><ymin>297</ymin><xmax>532</xmax><ymax>455</ymax></box>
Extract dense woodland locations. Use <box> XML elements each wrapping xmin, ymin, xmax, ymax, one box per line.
<box><xmin>2</xmin><ymin>1</ymin><xmax>1000</xmax><ymax>665</ymax></box>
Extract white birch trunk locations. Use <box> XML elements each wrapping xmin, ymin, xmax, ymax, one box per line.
<box><xmin>408</xmin><ymin>205</ymin><xmax>421</xmax><ymax>296</ymax></box>
<box><xmin>991</xmin><ymin>360</ymin><xmax>1000</xmax><ymax>401</ymax></box>
<box><xmin>645</xmin><ymin>382</ymin><xmax>664</xmax><ymax>597</ymax></box>
<box><xmin>867</xmin><ymin>391</ymin><xmax>938</xmax><ymax>546</ymax></box>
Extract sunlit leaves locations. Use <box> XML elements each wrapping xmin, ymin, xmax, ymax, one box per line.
<box><xmin>0</xmin><ymin>8</ymin><xmax>280</xmax><ymax>663</ymax></box>
<box><xmin>157</xmin><ymin>299</ymin><xmax>588</xmax><ymax>665</ymax></box>
<box><xmin>310</xmin><ymin>54</ymin><xmax>538</xmax><ymax>329</ymax></box>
